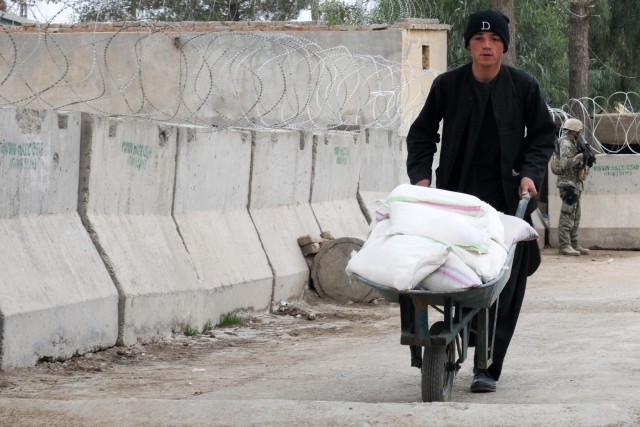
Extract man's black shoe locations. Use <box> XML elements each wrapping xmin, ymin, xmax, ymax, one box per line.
<box><xmin>470</xmin><ymin>369</ymin><xmax>496</xmax><ymax>393</ymax></box>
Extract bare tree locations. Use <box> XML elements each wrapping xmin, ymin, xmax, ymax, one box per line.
<box><xmin>491</xmin><ymin>0</ymin><xmax>516</xmax><ymax>67</ymax></box>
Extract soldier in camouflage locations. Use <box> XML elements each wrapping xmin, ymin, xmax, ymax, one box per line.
<box><xmin>556</xmin><ymin>118</ymin><xmax>590</xmax><ymax>256</ymax></box>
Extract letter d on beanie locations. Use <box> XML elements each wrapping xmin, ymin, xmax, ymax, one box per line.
<box><xmin>464</xmin><ymin>9</ymin><xmax>510</xmax><ymax>53</ymax></box>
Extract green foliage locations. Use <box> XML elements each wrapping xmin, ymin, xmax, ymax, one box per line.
<box><xmin>202</xmin><ymin>320</ymin><xmax>214</xmax><ymax>333</ymax></box>
<box><xmin>515</xmin><ymin>0</ymin><xmax>568</xmax><ymax>106</ymax></box>
<box><xmin>217</xmin><ymin>312</ymin><xmax>244</xmax><ymax>328</ymax></box>
<box><xmin>368</xmin><ymin>0</ymin><xmax>436</xmax><ymax>25</ymax></box>
<box><xmin>183</xmin><ymin>324</ymin><xmax>199</xmax><ymax>336</ymax></box>
<box><xmin>588</xmin><ymin>0</ymin><xmax>640</xmax><ymax>97</ymax></box>
<box><xmin>74</xmin><ymin>0</ymin><xmax>305</xmax><ymax>22</ymax></box>
<box><xmin>318</xmin><ymin>0</ymin><xmax>366</xmax><ymax>25</ymax></box>
<box><xmin>182</xmin><ymin>320</ymin><xmax>216</xmax><ymax>336</ymax></box>
<box><xmin>73</xmin><ymin>0</ymin><xmax>136</xmax><ymax>22</ymax></box>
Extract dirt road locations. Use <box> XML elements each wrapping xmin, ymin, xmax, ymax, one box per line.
<box><xmin>1</xmin><ymin>248</ymin><xmax>639</xmax><ymax>426</ymax></box>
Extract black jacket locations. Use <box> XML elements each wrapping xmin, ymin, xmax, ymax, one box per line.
<box><xmin>406</xmin><ymin>63</ymin><xmax>556</xmax><ymax>216</ymax></box>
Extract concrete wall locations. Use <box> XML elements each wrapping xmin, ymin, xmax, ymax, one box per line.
<box><xmin>311</xmin><ymin>131</ymin><xmax>369</xmax><ymax>240</ymax></box>
<box><xmin>400</xmin><ymin>20</ymin><xmax>449</xmax><ymax>136</ymax></box>
<box><xmin>0</xmin><ymin>108</ymin><xmax>412</xmax><ymax>368</ymax></box>
<box><xmin>1</xmin><ymin>20</ymin><xmax>451</xmax><ymax>366</ymax></box>
<box><xmin>2</xmin><ymin>105</ymin><xmax>639</xmax><ymax>368</ymax></box>
<box><xmin>0</xmin><ymin>107</ymin><xmax>118</xmax><ymax>368</ymax></box>
<box><xmin>79</xmin><ymin>115</ymin><xmax>204</xmax><ymax>346</ymax></box>
<box><xmin>173</xmin><ymin>126</ymin><xmax>274</xmax><ymax>325</ymax></box>
<box><xmin>358</xmin><ymin>128</ymin><xmax>408</xmax><ymax>221</ymax></box>
<box><xmin>0</xmin><ymin>22</ymin><xmax>449</xmax><ymax>131</ymax></box>
<box><xmin>248</xmin><ymin>130</ymin><xmax>319</xmax><ymax>304</ymax></box>
<box><xmin>547</xmin><ymin>154</ymin><xmax>640</xmax><ymax>249</ymax></box>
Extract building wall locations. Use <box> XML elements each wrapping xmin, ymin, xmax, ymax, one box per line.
<box><xmin>0</xmin><ymin>20</ymin><xmax>449</xmax><ymax>131</ymax></box>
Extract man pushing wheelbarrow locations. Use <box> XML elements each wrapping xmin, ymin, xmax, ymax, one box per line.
<box><xmin>352</xmin><ymin>10</ymin><xmax>556</xmax><ymax>401</ymax></box>
<box><xmin>405</xmin><ymin>8</ymin><xmax>555</xmax><ymax>394</ymax></box>
<box><xmin>347</xmin><ymin>10</ymin><xmax>556</xmax><ymax>401</ymax></box>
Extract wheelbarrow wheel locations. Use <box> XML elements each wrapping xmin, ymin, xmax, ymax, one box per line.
<box><xmin>421</xmin><ymin>340</ymin><xmax>456</xmax><ymax>402</ymax></box>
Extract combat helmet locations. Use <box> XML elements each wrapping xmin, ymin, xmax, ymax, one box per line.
<box><xmin>562</xmin><ymin>118</ymin><xmax>583</xmax><ymax>133</ymax></box>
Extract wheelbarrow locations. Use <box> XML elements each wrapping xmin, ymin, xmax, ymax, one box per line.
<box><xmin>354</xmin><ymin>193</ymin><xmax>531</xmax><ymax>402</ymax></box>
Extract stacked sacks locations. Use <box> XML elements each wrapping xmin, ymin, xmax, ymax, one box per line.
<box><xmin>345</xmin><ymin>219</ymin><xmax>449</xmax><ymax>291</ymax></box>
<box><xmin>347</xmin><ymin>184</ymin><xmax>538</xmax><ymax>292</ymax></box>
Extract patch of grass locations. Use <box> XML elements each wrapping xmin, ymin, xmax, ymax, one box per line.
<box><xmin>202</xmin><ymin>320</ymin><xmax>214</xmax><ymax>333</ymax></box>
<box><xmin>217</xmin><ymin>312</ymin><xmax>244</xmax><ymax>328</ymax></box>
<box><xmin>183</xmin><ymin>324</ymin><xmax>199</xmax><ymax>337</ymax></box>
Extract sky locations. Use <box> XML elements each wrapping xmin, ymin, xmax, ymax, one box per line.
<box><xmin>36</xmin><ymin>2</ymin><xmax>75</xmax><ymax>23</ymax></box>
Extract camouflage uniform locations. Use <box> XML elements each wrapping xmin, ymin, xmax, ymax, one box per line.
<box><xmin>556</xmin><ymin>132</ymin><xmax>589</xmax><ymax>252</ymax></box>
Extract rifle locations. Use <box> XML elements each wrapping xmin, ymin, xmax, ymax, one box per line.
<box><xmin>576</xmin><ymin>135</ymin><xmax>596</xmax><ymax>168</ymax></box>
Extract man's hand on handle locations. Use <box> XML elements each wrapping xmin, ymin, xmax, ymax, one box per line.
<box><xmin>520</xmin><ymin>177</ymin><xmax>537</xmax><ymax>198</ymax></box>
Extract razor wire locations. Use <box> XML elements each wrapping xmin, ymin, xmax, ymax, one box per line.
<box><xmin>553</xmin><ymin>93</ymin><xmax>640</xmax><ymax>154</ymax></box>
<box><xmin>568</xmin><ymin>94</ymin><xmax>640</xmax><ymax>154</ymax></box>
<box><xmin>0</xmin><ymin>22</ymin><xmax>437</xmax><ymax>134</ymax></box>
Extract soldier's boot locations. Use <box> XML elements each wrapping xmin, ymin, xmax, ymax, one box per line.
<box><xmin>572</xmin><ymin>244</ymin><xmax>590</xmax><ymax>255</ymax></box>
<box><xmin>559</xmin><ymin>246</ymin><xmax>580</xmax><ymax>256</ymax></box>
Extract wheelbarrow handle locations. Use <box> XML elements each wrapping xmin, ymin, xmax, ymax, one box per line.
<box><xmin>515</xmin><ymin>191</ymin><xmax>531</xmax><ymax>220</ymax></box>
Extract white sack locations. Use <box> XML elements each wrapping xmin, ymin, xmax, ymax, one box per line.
<box><xmin>451</xmin><ymin>240</ymin><xmax>508</xmax><ymax>283</ymax></box>
<box><xmin>387</xmin><ymin>201</ymin><xmax>504</xmax><ymax>253</ymax></box>
<box><xmin>367</xmin><ymin>199</ymin><xmax>390</xmax><ymax>231</ymax></box>
<box><xmin>417</xmin><ymin>251</ymin><xmax>482</xmax><ymax>292</ymax></box>
<box><xmin>346</xmin><ymin>220</ymin><xmax>449</xmax><ymax>291</ymax></box>
<box><xmin>499</xmin><ymin>213</ymin><xmax>539</xmax><ymax>249</ymax></box>
<box><xmin>387</xmin><ymin>184</ymin><xmax>491</xmax><ymax>217</ymax></box>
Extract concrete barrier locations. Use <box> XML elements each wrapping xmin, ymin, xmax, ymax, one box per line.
<box><xmin>6</xmin><ymin>104</ymin><xmax>638</xmax><ymax>369</ymax></box>
<box><xmin>172</xmin><ymin>126</ymin><xmax>273</xmax><ymax>322</ymax></box>
<box><xmin>311</xmin><ymin>131</ymin><xmax>369</xmax><ymax>239</ymax></box>
<box><xmin>547</xmin><ymin>154</ymin><xmax>640</xmax><ymax>249</ymax></box>
<box><xmin>79</xmin><ymin>115</ymin><xmax>204</xmax><ymax>345</ymax></box>
<box><xmin>249</xmin><ymin>130</ymin><xmax>319</xmax><ymax>304</ymax></box>
<box><xmin>357</xmin><ymin>128</ymin><xmax>408</xmax><ymax>222</ymax></box>
<box><xmin>588</xmin><ymin>113</ymin><xmax>640</xmax><ymax>147</ymax></box>
<box><xmin>0</xmin><ymin>107</ymin><xmax>117</xmax><ymax>368</ymax></box>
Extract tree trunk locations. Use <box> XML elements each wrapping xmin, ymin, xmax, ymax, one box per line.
<box><xmin>491</xmin><ymin>0</ymin><xmax>516</xmax><ymax>67</ymax></box>
<box><xmin>128</xmin><ymin>0</ymin><xmax>138</xmax><ymax>19</ymax></box>
<box><xmin>18</xmin><ymin>0</ymin><xmax>27</xmax><ymax>17</ymax></box>
<box><xmin>310</xmin><ymin>0</ymin><xmax>320</xmax><ymax>21</ymax></box>
<box><xmin>568</xmin><ymin>0</ymin><xmax>593</xmax><ymax>100</ymax></box>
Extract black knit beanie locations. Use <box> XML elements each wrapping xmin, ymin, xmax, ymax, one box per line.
<box><xmin>464</xmin><ymin>9</ymin><xmax>510</xmax><ymax>53</ymax></box>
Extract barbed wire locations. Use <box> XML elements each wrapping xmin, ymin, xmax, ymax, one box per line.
<box><xmin>554</xmin><ymin>93</ymin><xmax>640</xmax><ymax>154</ymax></box>
<box><xmin>0</xmin><ymin>19</ymin><xmax>437</xmax><ymax>134</ymax></box>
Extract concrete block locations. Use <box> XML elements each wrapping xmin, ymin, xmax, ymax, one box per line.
<box><xmin>80</xmin><ymin>115</ymin><xmax>202</xmax><ymax>345</ymax></box>
<box><xmin>0</xmin><ymin>107</ymin><xmax>117</xmax><ymax>368</ymax></box>
<box><xmin>358</xmin><ymin>128</ymin><xmax>406</xmax><ymax>223</ymax></box>
<box><xmin>172</xmin><ymin>127</ymin><xmax>273</xmax><ymax>321</ymax></box>
<box><xmin>311</xmin><ymin>131</ymin><xmax>369</xmax><ymax>240</ymax></box>
<box><xmin>249</xmin><ymin>130</ymin><xmax>319</xmax><ymax>304</ymax></box>
<box><xmin>548</xmin><ymin>155</ymin><xmax>640</xmax><ymax>249</ymax></box>
<box><xmin>588</xmin><ymin>114</ymin><xmax>640</xmax><ymax>147</ymax></box>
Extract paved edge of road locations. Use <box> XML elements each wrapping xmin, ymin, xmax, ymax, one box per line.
<box><xmin>1</xmin><ymin>398</ymin><xmax>637</xmax><ymax>426</ymax></box>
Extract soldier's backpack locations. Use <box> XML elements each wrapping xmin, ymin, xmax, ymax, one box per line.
<box><xmin>550</xmin><ymin>138</ymin><xmax>564</xmax><ymax>175</ymax></box>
